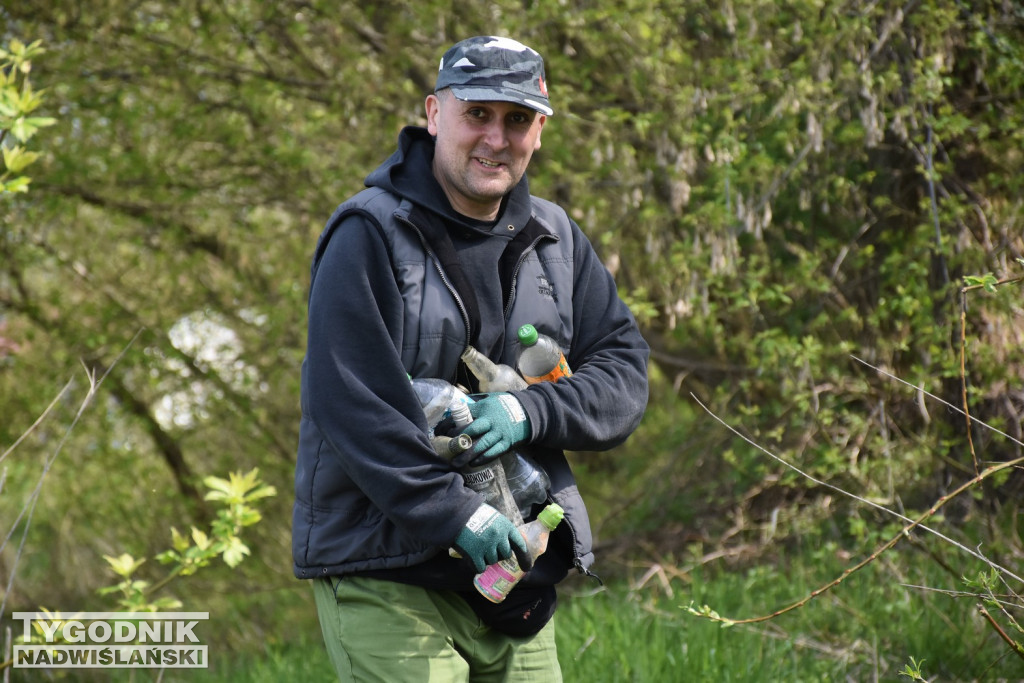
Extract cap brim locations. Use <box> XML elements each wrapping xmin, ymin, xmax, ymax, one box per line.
<box><xmin>448</xmin><ymin>86</ymin><xmax>553</xmax><ymax>116</ymax></box>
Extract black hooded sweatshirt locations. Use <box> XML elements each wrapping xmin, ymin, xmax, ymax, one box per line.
<box><xmin>293</xmin><ymin>126</ymin><xmax>649</xmax><ymax>591</ymax></box>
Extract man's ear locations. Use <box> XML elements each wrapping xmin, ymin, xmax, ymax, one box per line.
<box><xmin>534</xmin><ymin>115</ymin><xmax>547</xmax><ymax>150</ymax></box>
<box><xmin>425</xmin><ymin>93</ymin><xmax>441</xmax><ymax>135</ymax></box>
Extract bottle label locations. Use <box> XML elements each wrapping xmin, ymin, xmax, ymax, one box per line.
<box><xmin>523</xmin><ymin>357</ymin><xmax>573</xmax><ymax>384</ymax></box>
<box><xmin>462</xmin><ymin>463</ymin><xmax>523</xmax><ymax>525</ymax></box>
<box><xmin>462</xmin><ymin>469</ymin><xmax>495</xmax><ymax>487</ymax></box>
<box><xmin>474</xmin><ymin>557</ymin><xmax>524</xmax><ymax>603</ymax></box>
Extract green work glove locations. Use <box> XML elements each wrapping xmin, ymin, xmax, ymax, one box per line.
<box><xmin>457</xmin><ymin>393</ymin><xmax>531</xmax><ymax>467</ymax></box>
<box><xmin>453</xmin><ymin>503</ymin><xmax>532</xmax><ymax>573</ymax></box>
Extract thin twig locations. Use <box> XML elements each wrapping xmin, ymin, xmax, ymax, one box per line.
<box><xmin>900</xmin><ymin>584</ymin><xmax>1019</xmax><ymax>610</ymax></box>
<box><xmin>0</xmin><ymin>331</ymin><xmax>143</xmax><ymax>623</ymax></box>
<box><xmin>690</xmin><ymin>394</ymin><xmax>1023</xmax><ymax>584</ymax></box>
<box><xmin>850</xmin><ymin>357</ymin><xmax>1024</xmax><ymax>450</ymax></box>
<box><xmin>0</xmin><ymin>378</ymin><xmax>74</xmax><ymax>465</ymax></box>
<box><xmin>958</xmin><ymin>274</ymin><xmax>1024</xmax><ymax>477</ymax></box>
<box><xmin>959</xmin><ymin>289</ymin><xmax>980</xmax><ymax>475</ymax></box>
<box><xmin>688</xmin><ymin>393</ymin><xmax>1023</xmax><ymax>625</ymax></box>
<box><xmin>978</xmin><ymin>606</ymin><xmax>1024</xmax><ymax>662</ymax></box>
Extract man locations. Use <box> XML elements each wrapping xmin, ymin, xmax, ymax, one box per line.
<box><xmin>293</xmin><ymin>35</ymin><xmax>649</xmax><ymax>682</ymax></box>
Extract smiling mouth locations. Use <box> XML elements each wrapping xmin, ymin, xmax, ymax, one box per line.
<box><xmin>476</xmin><ymin>158</ymin><xmax>503</xmax><ymax>168</ymax></box>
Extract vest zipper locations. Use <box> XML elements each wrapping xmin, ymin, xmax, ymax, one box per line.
<box><xmin>400</xmin><ymin>216</ymin><xmax>473</xmax><ymax>351</ymax></box>
<box><xmin>550</xmin><ymin>494</ymin><xmax>603</xmax><ymax>585</ymax></box>
<box><xmin>575</xmin><ymin>557</ymin><xmax>603</xmax><ymax>585</ymax></box>
<box><xmin>504</xmin><ymin>233</ymin><xmax>558</xmax><ymax>320</ymax></box>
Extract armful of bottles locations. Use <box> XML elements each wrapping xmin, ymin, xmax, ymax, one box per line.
<box><xmin>410</xmin><ymin>325</ymin><xmax>572</xmax><ymax>602</ymax></box>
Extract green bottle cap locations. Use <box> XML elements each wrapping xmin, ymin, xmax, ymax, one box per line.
<box><xmin>517</xmin><ymin>324</ymin><xmax>539</xmax><ymax>347</ymax></box>
<box><xmin>538</xmin><ymin>503</ymin><xmax>564</xmax><ymax>530</ymax></box>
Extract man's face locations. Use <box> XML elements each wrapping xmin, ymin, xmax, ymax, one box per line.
<box><xmin>425</xmin><ymin>90</ymin><xmax>546</xmax><ymax>221</ymax></box>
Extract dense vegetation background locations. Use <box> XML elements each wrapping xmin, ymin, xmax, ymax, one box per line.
<box><xmin>2</xmin><ymin>0</ymin><xmax>1022</xmax><ymax>678</ymax></box>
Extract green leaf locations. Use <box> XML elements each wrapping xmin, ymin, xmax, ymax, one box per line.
<box><xmin>3</xmin><ymin>145</ymin><xmax>40</xmax><ymax>173</ymax></box>
<box><xmin>203</xmin><ymin>474</ymin><xmax>235</xmax><ymax>501</ymax></box>
<box><xmin>221</xmin><ymin>536</ymin><xmax>250</xmax><ymax>568</ymax></box>
<box><xmin>151</xmin><ymin>597</ymin><xmax>184</xmax><ymax>610</ymax></box>
<box><xmin>204</xmin><ymin>468</ymin><xmax>276</xmax><ymax>504</ymax></box>
<box><xmin>9</xmin><ymin>117</ymin><xmax>34</xmax><ymax>142</ymax></box>
<box><xmin>191</xmin><ymin>527</ymin><xmax>210</xmax><ymax>550</ymax></box>
<box><xmin>236</xmin><ymin>507</ymin><xmax>263</xmax><ymax>527</ymax></box>
<box><xmin>9</xmin><ymin>115</ymin><xmax>56</xmax><ymax>142</ymax></box>
<box><xmin>1</xmin><ymin>176</ymin><xmax>33</xmax><ymax>193</ymax></box>
<box><xmin>103</xmin><ymin>553</ymin><xmax>145</xmax><ymax>579</ymax></box>
<box><xmin>155</xmin><ymin>550</ymin><xmax>180</xmax><ymax>565</ymax></box>
<box><xmin>169</xmin><ymin>525</ymin><xmax>191</xmax><ymax>552</ymax></box>
<box><xmin>244</xmin><ymin>483</ymin><xmax>278</xmax><ymax>502</ymax></box>
<box><xmin>0</xmin><ymin>87</ymin><xmax>19</xmax><ymax>116</ymax></box>
<box><xmin>964</xmin><ymin>273</ymin><xmax>999</xmax><ymax>292</ymax></box>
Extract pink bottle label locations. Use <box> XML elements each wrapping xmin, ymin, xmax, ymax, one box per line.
<box><xmin>474</xmin><ymin>559</ymin><xmax>524</xmax><ymax>603</ymax></box>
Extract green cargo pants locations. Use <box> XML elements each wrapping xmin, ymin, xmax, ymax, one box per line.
<box><xmin>313</xmin><ymin>576</ymin><xmax>562</xmax><ymax>683</ymax></box>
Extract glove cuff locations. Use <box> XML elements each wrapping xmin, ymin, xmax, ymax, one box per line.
<box><xmin>465</xmin><ymin>503</ymin><xmax>500</xmax><ymax>534</ymax></box>
<box><xmin>496</xmin><ymin>393</ymin><xmax>530</xmax><ymax>439</ymax></box>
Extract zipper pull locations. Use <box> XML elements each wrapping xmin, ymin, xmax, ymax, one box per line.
<box><xmin>574</xmin><ymin>558</ymin><xmax>604</xmax><ymax>586</ymax></box>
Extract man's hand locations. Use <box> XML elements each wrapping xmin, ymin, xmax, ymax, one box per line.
<box><xmin>453</xmin><ymin>504</ymin><xmax>532</xmax><ymax>573</ymax></box>
<box><xmin>456</xmin><ymin>393</ymin><xmax>531</xmax><ymax>467</ymax></box>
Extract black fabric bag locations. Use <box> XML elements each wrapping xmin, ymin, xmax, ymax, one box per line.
<box><xmin>462</xmin><ymin>583</ymin><xmax>558</xmax><ymax>637</ymax></box>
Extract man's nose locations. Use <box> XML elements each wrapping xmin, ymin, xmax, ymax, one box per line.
<box><xmin>481</xmin><ymin>120</ymin><xmax>509</xmax><ymax>150</ymax></box>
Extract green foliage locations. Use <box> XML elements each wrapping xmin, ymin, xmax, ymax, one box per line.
<box><xmin>97</xmin><ymin>468</ymin><xmax>275</xmax><ymax>613</ymax></box>
<box><xmin>899</xmin><ymin>656</ymin><xmax>929</xmax><ymax>681</ymax></box>
<box><xmin>0</xmin><ymin>466</ymin><xmax>275</xmax><ymax>673</ymax></box>
<box><xmin>0</xmin><ymin>38</ymin><xmax>56</xmax><ymax>193</ymax></box>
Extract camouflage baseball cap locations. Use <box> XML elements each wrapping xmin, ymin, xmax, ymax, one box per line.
<box><xmin>435</xmin><ymin>36</ymin><xmax>553</xmax><ymax>116</ymax></box>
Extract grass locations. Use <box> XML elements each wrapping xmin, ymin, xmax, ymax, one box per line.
<box><xmin>15</xmin><ymin>546</ymin><xmax>1023</xmax><ymax>682</ymax></box>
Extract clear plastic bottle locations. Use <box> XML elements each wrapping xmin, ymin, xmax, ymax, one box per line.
<box><xmin>473</xmin><ymin>503</ymin><xmax>564</xmax><ymax>603</ymax></box>
<box><xmin>460</xmin><ymin>346</ymin><xmax>552</xmax><ymax>518</ymax></box>
<box><xmin>460</xmin><ymin>456</ymin><xmax>524</xmax><ymax>527</ymax></box>
<box><xmin>500</xmin><ymin>452</ymin><xmax>549</xmax><ymax>519</ymax></box>
<box><xmin>515</xmin><ymin>324</ymin><xmax>573</xmax><ymax>384</ymax></box>
<box><xmin>411</xmin><ymin>376</ymin><xmax>471</xmax><ymax>436</ymax></box>
<box><xmin>461</xmin><ymin>345</ymin><xmax>528</xmax><ymax>392</ymax></box>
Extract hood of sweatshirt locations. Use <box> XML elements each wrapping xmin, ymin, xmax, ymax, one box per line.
<box><xmin>364</xmin><ymin>126</ymin><xmax>534</xmax><ymax>233</ymax></box>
